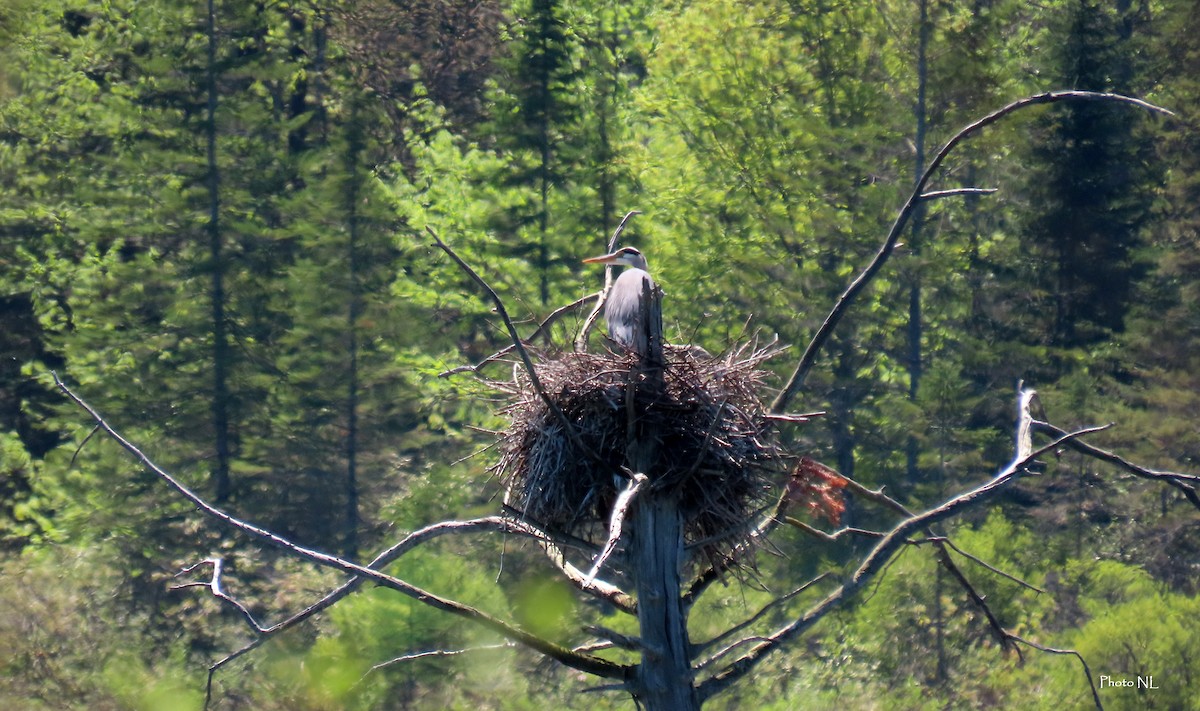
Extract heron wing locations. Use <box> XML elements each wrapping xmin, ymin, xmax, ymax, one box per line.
<box><xmin>605</xmin><ymin>268</ymin><xmax>656</xmax><ymax>354</ymax></box>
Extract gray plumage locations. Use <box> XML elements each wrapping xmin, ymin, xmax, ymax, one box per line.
<box><xmin>583</xmin><ymin>246</ymin><xmax>660</xmax><ymax>357</ymax></box>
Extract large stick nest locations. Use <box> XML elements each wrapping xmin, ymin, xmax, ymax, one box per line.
<box><xmin>494</xmin><ymin>342</ymin><xmax>790</xmax><ymax>565</ymax></box>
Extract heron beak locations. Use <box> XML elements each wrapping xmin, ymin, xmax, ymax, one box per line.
<box><xmin>582</xmin><ymin>251</ymin><xmax>622</xmax><ymax>265</ymax></box>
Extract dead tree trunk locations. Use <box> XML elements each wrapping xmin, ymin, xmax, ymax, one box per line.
<box><xmin>624</xmin><ymin>283</ymin><xmax>700</xmax><ymax>710</ymax></box>
<box><xmin>630</xmin><ymin>492</ymin><xmax>698</xmax><ymax>710</ymax></box>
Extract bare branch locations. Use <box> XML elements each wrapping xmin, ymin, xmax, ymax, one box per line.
<box><xmin>839</xmin><ymin>475</ymin><xmax>914</xmax><ymax>517</ymax></box>
<box><xmin>919</xmin><ymin>187</ymin><xmax>998</xmax><ymax>200</ymax></box>
<box><xmin>1017</xmin><ymin>384</ymin><xmax>1037</xmax><ymax>460</ymax></box>
<box><xmin>583</xmin><ymin>625</ymin><xmax>644</xmax><ymax>652</ymax></box>
<box><xmin>697</xmin><ymin>423</ymin><xmax>1108</xmax><ymax>702</ymax></box>
<box><xmin>495</xmin><ymin>504</ymin><xmax>635</xmax><ymax>612</ymax></box>
<box><xmin>932</xmin><ymin>545</ymin><xmax>1013</xmax><ymax>652</ymax></box>
<box><xmin>203</xmin><ymin>514</ymin><xmax>570</xmax><ymax>691</ymax></box>
<box><xmin>586</xmin><ymin>473</ymin><xmax>648</xmax><ymax>585</ymax></box>
<box><xmin>771</xmin><ymin>90</ymin><xmax>1173</xmax><ymax>414</ymax></box>
<box><xmin>428</xmin><ymin>228</ymin><xmax>613</xmax><ymax>474</ymax></box>
<box><xmin>366</xmin><ymin>643</ymin><xmax>518</xmax><ymax>674</ymax></box>
<box><xmin>538</xmin><ymin>533</ymin><xmax>637</xmax><ymax>614</ymax></box>
<box><xmin>1007</xmin><ymin>634</ymin><xmax>1103</xmax><ymax>711</ymax></box>
<box><xmin>925</xmin><ymin>537</ymin><xmax>1046</xmax><ymax>595</ymax></box>
<box><xmin>69</xmin><ymin>424</ymin><xmax>101</xmax><ymax>469</ymax></box>
<box><xmin>1032</xmin><ymin>420</ymin><xmax>1200</xmax><ymax>509</ymax></box>
<box><xmin>172</xmin><ymin>558</ymin><xmax>265</xmax><ymax>632</ymax></box>
<box><xmin>54</xmin><ymin>374</ymin><xmax>631</xmax><ymax>683</ymax></box>
<box><xmin>763</xmin><ymin>411</ymin><xmax>826</xmax><ymax>423</ymax></box>
<box><xmin>784</xmin><ymin>517</ymin><xmax>885</xmax><ymax>542</ymax></box>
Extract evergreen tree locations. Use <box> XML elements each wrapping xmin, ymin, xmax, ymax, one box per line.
<box><xmin>487</xmin><ymin>0</ymin><xmax>592</xmax><ymax>308</ymax></box>
<box><xmin>1020</xmin><ymin>0</ymin><xmax>1160</xmax><ymax>352</ymax></box>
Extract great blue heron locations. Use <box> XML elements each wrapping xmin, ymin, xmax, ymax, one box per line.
<box><xmin>583</xmin><ymin>246</ymin><xmax>660</xmax><ymax>358</ymax></box>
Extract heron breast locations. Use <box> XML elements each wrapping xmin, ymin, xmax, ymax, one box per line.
<box><xmin>605</xmin><ymin>269</ymin><xmax>656</xmax><ymax>349</ymax></box>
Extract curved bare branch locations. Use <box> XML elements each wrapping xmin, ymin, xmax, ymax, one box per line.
<box><xmin>771</xmin><ymin>90</ymin><xmax>1173</xmax><ymax>414</ymax></box>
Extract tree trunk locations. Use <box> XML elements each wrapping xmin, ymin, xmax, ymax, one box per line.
<box><xmin>630</xmin><ymin>493</ymin><xmax>699</xmax><ymax>711</ymax></box>
<box><xmin>906</xmin><ymin>0</ymin><xmax>930</xmax><ymax>488</ymax></box>
<box><xmin>343</xmin><ymin>99</ymin><xmax>363</xmax><ymax>562</ymax></box>
<box><xmin>205</xmin><ymin>0</ymin><xmax>233</xmax><ymax>504</ymax></box>
<box><xmin>624</xmin><ymin>284</ymin><xmax>698</xmax><ymax>710</ymax></box>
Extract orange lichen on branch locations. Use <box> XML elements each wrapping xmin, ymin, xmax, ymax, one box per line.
<box><xmin>784</xmin><ymin>457</ymin><xmax>848</xmax><ymax>526</ymax></box>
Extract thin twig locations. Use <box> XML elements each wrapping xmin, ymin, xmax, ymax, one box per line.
<box><xmin>366</xmin><ymin>642</ymin><xmax>518</xmax><ymax>674</ymax></box>
<box><xmin>1007</xmin><ymin>634</ymin><xmax>1103</xmax><ymax>711</ymax></box>
<box><xmin>69</xmin><ymin>424</ymin><xmax>101</xmax><ymax>469</ymax></box>
<box><xmin>440</xmin><ymin>291</ymin><xmax>600</xmax><ymax>377</ymax></box>
<box><xmin>919</xmin><ymin>187</ymin><xmax>998</xmax><ymax>200</ymax></box>
<box><xmin>925</xmin><ymin>536</ymin><xmax>1046</xmax><ymax>594</ymax></box>
<box><xmin>763</xmin><ymin>411</ymin><xmax>826</xmax><ymax>423</ymax></box>
<box><xmin>784</xmin><ymin>518</ymin><xmax>885</xmax><ymax>542</ymax></box>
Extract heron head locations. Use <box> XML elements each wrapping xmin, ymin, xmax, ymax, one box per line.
<box><xmin>582</xmin><ymin>246</ymin><xmax>648</xmax><ymax>271</ymax></box>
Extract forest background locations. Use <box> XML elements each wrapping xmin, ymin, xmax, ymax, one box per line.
<box><xmin>2</xmin><ymin>0</ymin><xmax>1199</xmax><ymax>709</ymax></box>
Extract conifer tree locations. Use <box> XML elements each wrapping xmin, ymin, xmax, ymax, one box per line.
<box><xmin>1020</xmin><ymin>0</ymin><xmax>1160</xmax><ymax>352</ymax></box>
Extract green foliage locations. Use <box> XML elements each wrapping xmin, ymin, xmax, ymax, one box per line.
<box><xmin>1</xmin><ymin>0</ymin><xmax>1198</xmax><ymax>708</ymax></box>
<box><xmin>993</xmin><ymin>559</ymin><xmax>1200</xmax><ymax>711</ymax></box>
